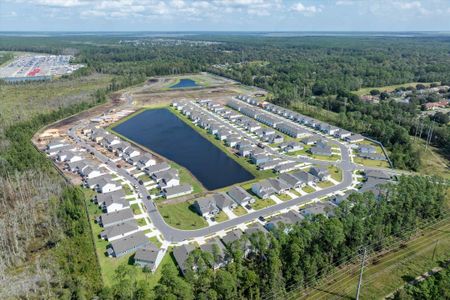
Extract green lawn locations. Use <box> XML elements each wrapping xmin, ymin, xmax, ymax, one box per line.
<box><xmin>137</xmin><ymin>174</ymin><xmax>152</xmax><ymax>182</ymax></box>
<box><xmin>157</xmin><ymin>201</ymin><xmax>208</xmax><ymax>230</ymax></box>
<box><xmin>286</xmin><ymin>145</ymin><xmax>340</xmax><ymax>161</ymax></box>
<box><xmin>252</xmin><ymin>198</ymin><xmax>276</xmax><ymax>210</ymax></box>
<box><xmin>148</xmin><ymin>236</ymin><xmax>162</xmax><ymax>248</ymax></box>
<box><xmin>232</xmin><ymin>206</ymin><xmax>248</xmax><ymax>216</ymax></box>
<box><xmin>84</xmin><ymin>189</ymin><xmax>176</xmax><ymax>288</ymax></box>
<box><xmin>328</xmin><ymin>166</ymin><xmax>343</xmax><ymax>182</ymax></box>
<box><xmin>302</xmin><ymin>186</ymin><xmax>315</xmax><ymax>193</ymax></box>
<box><xmin>290</xmin><ymin>189</ymin><xmax>302</xmax><ymax>197</ymax></box>
<box><xmin>354</xmin><ymin>157</ymin><xmax>390</xmax><ymax>168</ymax></box>
<box><xmin>317</xmin><ymin>181</ymin><xmax>334</xmax><ymax>188</ymax></box>
<box><xmin>169</xmin><ymin>161</ymin><xmax>204</xmax><ymax>194</ymax></box>
<box><xmin>130</xmin><ymin>203</ymin><xmax>142</xmax><ymax>215</ymax></box>
<box><xmin>214</xmin><ymin>211</ymin><xmax>229</xmax><ymax>223</ymax></box>
<box><xmin>136</xmin><ymin>218</ymin><xmax>147</xmax><ymax>227</ymax></box>
<box><xmin>122</xmin><ymin>184</ymin><xmax>134</xmax><ymax>196</ymax></box>
<box><xmin>277</xmin><ymin>193</ymin><xmax>292</xmax><ymax>201</ymax></box>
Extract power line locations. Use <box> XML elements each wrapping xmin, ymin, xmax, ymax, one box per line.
<box><xmin>355</xmin><ymin>247</ymin><xmax>367</xmax><ymax>300</ymax></box>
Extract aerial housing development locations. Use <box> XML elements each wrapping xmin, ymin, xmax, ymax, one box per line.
<box><xmin>35</xmin><ymin>72</ymin><xmax>397</xmax><ymax>280</ymax></box>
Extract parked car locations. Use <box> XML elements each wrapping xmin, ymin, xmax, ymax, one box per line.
<box><xmin>258</xmin><ymin>216</ymin><xmax>266</xmax><ymax>222</ymax></box>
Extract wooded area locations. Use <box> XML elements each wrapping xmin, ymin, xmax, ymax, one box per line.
<box><xmin>0</xmin><ymin>34</ymin><xmax>449</xmax><ymax>298</ymax></box>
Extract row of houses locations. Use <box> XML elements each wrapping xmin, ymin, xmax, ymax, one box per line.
<box><xmin>235</xmin><ymin>95</ymin><xmax>365</xmax><ymax>143</ymax></box>
<box><xmin>252</xmin><ymin>167</ymin><xmax>330</xmax><ymax>199</ymax></box>
<box><xmin>174</xmin><ymin>100</ymin><xmax>303</xmax><ymax>174</ymax></box>
<box><xmin>174</xmin><ymin>199</ymin><xmax>338</xmax><ymax>275</ymax></box>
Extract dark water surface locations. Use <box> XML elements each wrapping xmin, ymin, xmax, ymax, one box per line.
<box><xmin>113</xmin><ymin>109</ymin><xmax>254</xmax><ymax>190</ymax></box>
<box><xmin>170</xmin><ymin>78</ymin><xmax>199</xmax><ymax>89</ymax></box>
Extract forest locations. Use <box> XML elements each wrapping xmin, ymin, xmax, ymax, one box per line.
<box><xmin>2</xmin><ymin>34</ymin><xmax>449</xmax><ymax>170</ymax></box>
<box><xmin>0</xmin><ymin>34</ymin><xmax>449</xmax><ymax>298</ymax></box>
<box><xmin>95</xmin><ymin>175</ymin><xmax>447</xmax><ymax>300</ymax></box>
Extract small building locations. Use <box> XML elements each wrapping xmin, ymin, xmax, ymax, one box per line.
<box><xmin>279</xmin><ymin>173</ymin><xmax>304</xmax><ymax>189</ymax></box>
<box><xmin>227</xmin><ymin>186</ymin><xmax>254</xmax><ymax>206</ymax></box>
<box><xmin>100</xmin><ymin>220</ymin><xmax>139</xmax><ymax>241</ymax></box>
<box><xmin>301</xmin><ymin>136</ymin><xmax>319</xmax><ymax>145</ymax></box>
<box><xmin>310</xmin><ymin>142</ymin><xmax>332</xmax><ymax>156</ymax></box>
<box><xmin>274</xmin><ymin>161</ymin><xmax>299</xmax><ymax>173</ymax></box>
<box><xmin>173</xmin><ymin>244</ymin><xmax>196</xmax><ymax>275</ymax></box>
<box><xmin>345</xmin><ymin>134</ymin><xmax>364</xmax><ymax>143</ymax></box>
<box><xmin>107</xmin><ymin>231</ymin><xmax>149</xmax><ymax>257</ymax></box>
<box><xmin>134</xmin><ymin>243</ymin><xmax>161</xmax><ymax>272</ymax></box>
<box><xmin>98</xmin><ymin>208</ymin><xmax>135</xmax><ymax>228</ymax></box>
<box><xmin>358</xmin><ymin>145</ymin><xmax>377</xmax><ymax>154</ymax></box>
<box><xmin>335</xmin><ymin>129</ymin><xmax>352</xmax><ymax>139</ymax></box>
<box><xmin>46</xmin><ymin>139</ymin><xmax>68</xmax><ymax>151</ymax></box>
<box><xmin>238</xmin><ymin>146</ymin><xmax>253</xmax><ymax>157</ymax></box>
<box><xmin>309</xmin><ymin>167</ymin><xmax>330</xmax><ymax>181</ymax></box>
<box><xmin>194</xmin><ymin>196</ymin><xmax>220</xmax><ymax>217</ymax></box>
<box><xmin>358</xmin><ymin>153</ymin><xmax>386</xmax><ymax>161</ymax></box>
<box><xmin>265</xmin><ymin>211</ymin><xmax>304</xmax><ymax>232</ymax></box>
<box><xmin>145</xmin><ymin>162</ymin><xmax>170</xmax><ymax>176</ymax></box>
<box><xmin>163</xmin><ymin>184</ymin><xmax>193</xmax><ymax>199</ymax></box>
<box><xmin>280</xmin><ymin>141</ymin><xmax>303</xmax><ymax>153</ymax></box>
<box><xmin>200</xmin><ymin>238</ymin><xmax>230</xmax><ymax>270</ymax></box>
<box><xmin>291</xmin><ymin>171</ymin><xmax>318</xmax><ymax>185</ymax></box>
<box><xmin>251</xmin><ymin>154</ymin><xmax>270</xmax><ymax>165</ymax></box>
<box><xmin>80</xmin><ymin>165</ymin><xmax>103</xmax><ymax>179</ymax></box>
<box><xmin>300</xmin><ymin>202</ymin><xmax>336</xmax><ymax>218</ymax></box>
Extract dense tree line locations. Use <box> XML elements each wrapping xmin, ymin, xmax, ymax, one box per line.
<box><xmin>98</xmin><ymin>176</ymin><xmax>446</xmax><ymax>299</ymax></box>
<box><xmin>394</xmin><ymin>264</ymin><xmax>450</xmax><ymax>299</ymax></box>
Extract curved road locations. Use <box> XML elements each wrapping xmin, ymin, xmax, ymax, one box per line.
<box><xmin>69</xmin><ymin>115</ymin><xmax>357</xmax><ymax>242</ymax></box>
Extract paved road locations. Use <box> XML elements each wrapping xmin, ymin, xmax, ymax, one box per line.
<box><xmin>69</xmin><ymin>119</ymin><xmax>356</xmax><ymax>243</ymax></box>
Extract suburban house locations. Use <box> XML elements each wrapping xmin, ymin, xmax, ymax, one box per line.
<box><xmin>300</xmin><ymin>202</ymin><xmax>336</xmax><ymax>218</ymax></box>
<box><xmin>245</xmin><ymin>222</ymin><xmax>269</xmax><ymax>236</ymax></box>
<box><xmin>251</xmin><ymin>154</ymin><xmax>270</xmax><ymax>165</ymax></box>
<box><xmin>227</xmin><ymin>186</ymin><xmax>254</xmax><ymax>206</ymax></box>
<box><xmin>252</xmin><ymin>178</ymin><xmax>290</xmax><ymax>199</ymax></box>
<box><xmin>134</xmin><ymin>243</ymin><xmax>161</xmax><ymax>272</ymax></box>
<box><xmin>264</xmin><ymin>134</ymin><xmax>284</xmax><ymax>144</ymax></box>
<box><xmin>310</xmin><ymin>141</ymin><xmax>332</xmax><ymax>156</ymax></box>
<box><xmin>364</xmin><ymin>170</ymin><xmax>391</xmax><ymax>181</ymax></box>
<box><xmin>100</xmin><ymin>220</ymin><xmax>139</xmax><ymax>241</ymax></box>
<box><xmin>46</xmin><ymin>139</ymin><xmax>68</xmax><ymax>152</ymax></box>
<box><xmin>279</xmin><ymin>173</ymin><xmax>304</xmax><ymax>189</ymax></box>
<box><xmin>309</xmin><ymin>167</ymin><xmax>330</xmax><ymax>181</ymax></box>
<box><xmin>98</xmin><ymin>208</ymin><xmax>135</xmax><ymax>228</ymax></box>
<box><xmin>173</xmin><ymin>244</ymin><xmax>196</xmax><ymax>275</ymax></box>
<box><xmin>238</xmin><ymin>146</ymin><xmax>253</xmax><ymax>157</ymax></box>
<box><xmin>86</xmin><ymin>175</ymin><xmax>122</xmax><ymax>193</ymax></box>
<box><xmin>66</xmin><ymin>160</ymin><xmax>87</xmax><ymax>173</ymax></box>
<box><xmin>358</xmin><ymin>145</ymin><xmax>377</xmax><ymax>154</ymax></box>
<box><xmin>95</xmin><ymin>190</ymin><xmax>128</xmax><ymax>212</ymax></box>
<box><xmin>276</xmin><ymin>123</ymin><xmax>305</xmax><ymax>138</ymax></box>
<box><xmin>194</xmin><ymin>196</ymin><xmax>220</xmax><ymax>217</ymax></box>
<box><xmin>265</xmin><ymin>211</ymin><xmax>304</xmax><ymax>232</ymax></box>
<box><xmin>163</xmin><ymin>184</ymin><xmax>193</xmax><ymax>199</ymax></box>
<box><xmin>107</xmin><ymin>231</ymin><xmax>150</xmax><ymax>257</ymax></box>
<box><xmin>274</xmin><ymin>161</ymin><xmax>300</xmax><ymax>173</ymax></box>
<box><xmin>335</xmin><ymin>129</ymin><xmax>352</xmax><ymax>139</ymax></box>
<box><xmin>345</xmin><ymin>134</ymin><xmax>364</xmax><ymax>143</ymax></box>
<box><xmin>80</xmin><ymin>165</ymin><xmax>103</xmax><ymax>179</ymax></box>
<box><xmin>123</xmin><ymin>147</ymin><xmax>141</xmax><ymax>162</ymax></box>
<box><xmin>258</xmin><ymin>159</ymin><xmax>281</xmax><ymax>170</ymax></box>
<box><xmin>132</xmin><ymin>153</ymin><xmax>156</xmax><ymax>169</ymax></box>
<box><xmin>200</xmin><ymin>238</ymin><xmax>230</xmax><ymax>270</ymax></box>
<box><xmin>280</xmin><ymin>141</ymin><xmax>303</xmax><ymax>153</ymax></box>
<box><xmin>221</xmin><ymin>229</ymin><xmax>252</xmax><ymax>257</ymax></box>
<box><xmin>57</xmin><ymin>151</ymin><xmax>83</xmax><ymax>163</ymax></box>
<box><xmin>301</xmin><ymin>136</ymin><xmax>319</xmax><ymax>145</ymax></box>
<box><xmin>145</xmin><ymin>162</ymin><xmax>170</xmax><ymax>176</ymax></box>
<box><xmin>291</xmin><ymin>170</ymin><xmax>318</xmax><ymax>185</ymax></box>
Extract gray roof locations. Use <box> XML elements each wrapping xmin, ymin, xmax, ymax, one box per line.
<box><xmin>101</xmin><ymin>220</ymin><xmax>138</xmax><ymax>240</ymax></box>
<box><xmin>100</xmin><ymin>208</ymin><xmax>134</xmax><ymax>228</ymax></box>
<box><xmin>173</xmin><ymin>244</ymin><xmax>196</xmax><ymax>274</ymax></box>
<box><xmin>292</xmin><ymin>170</ymin><xmax>317</xmax><ymax>184</ymax></box>
<box><xmin>364</xmin><ymin>170</ymin><xmax>391</xmax><ymax>180</ymax></box>
<box><xmin>146</xmin><ymin>162</ymin><xmax>170</xmax><ymax>175</ymax></box>
<box><xmin>86</xmin><ymin>174</ymin><xmax>114</xmax><ymax>187</ymax></box>
<box><xmin>109</xmin><ymin>231</ymin><xmax>149</xmax><ymax>257</ymax></box>
<box><xmin>221</xmin><ymin>229</ymin><xmax>244</xmax><ymax>246</ymax></box>
<box><xmin>227</xmin><ymin>186</ymin><xmax>253</xmax><ymax>205</ymax></box>
<box><xmin>213</xmin><ymin>193</ymin><xmax>235</xmax><ymax>210</ymax></box>
<box><xmin>279</xmin><ymin>173</ymin><xmax>303</xmax><ymax>188</ymax></box>
<box><xmin>194</xmin><ymin>197</ymin><xmax>219</xmax><ymax>215</ymax></box>
<box><xmin>95</xmin><ymin>189</ymin><xmax>125</xmax><ymax>203</ymax></box>
<box><xmin>199</xmin><ymin>237</ymin><xmax>227</xmax><ymax>267</ymax></box>
<box><xmin>163</xmin><ymin>184</ymin><xmax>193</xmax><ymax>197</ymax></box>
<box><xmin>245</xmin><ymin>222</ymin><xmax>269</xmax><ymax>236</ymax></box>
<box><xmin>134</xmin><ymin>243</ymin><xmax>160</xmax><ymax>265</ymax></box>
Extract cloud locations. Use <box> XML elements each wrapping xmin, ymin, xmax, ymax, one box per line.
<box><xmin>335</xmin><ymin>0</ymin><xmax>355</xmax><ymax>5</ymax></box>
<box><xmin>33</xmin><ymin>0</ymin><xmax>87</xmax><ymax>7</ymax></box>
<box><xmin>291</xmin><ymin>2</ymin><xmax>322</xmax><ymax>14</ymax></box>
<box><xmin>394</xmin><ymin>1</ymin><xmax>422</xmax><ymax>10</ymax></box>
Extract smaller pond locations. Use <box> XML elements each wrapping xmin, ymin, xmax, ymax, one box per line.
<box><xmin>170</xmin><ymin>78</ymin><xmax>200</xmax><ymax>89</ymax></box>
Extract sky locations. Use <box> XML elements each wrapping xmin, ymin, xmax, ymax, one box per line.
<box><xmin>1</xmin><ymin>0</ymin><xmax>450</xmax><ymax>32</ymax></box>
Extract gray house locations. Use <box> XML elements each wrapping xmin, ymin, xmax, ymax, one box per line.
<box><xmin>279</xmin><ymin>173</ymin><xmax>304</xmax><ymax>189</ymax></box>
<box><xmin>200</xmin><ymin>238</ymin><xmax>230</xmax><ymax>270</ymax></box>
<box><xmin>194</xmin><ymin>196</ymin><xmax>220</xmax><ymax>217</ymax></box>
<box><xmin>310</xmin><ymin>141</ymin><xmax>332</xmax><ymax>156</ymax></box>
<box><xmin>107</xmin><ymin>231</ymin><xmax>149</xmax><ymax>257</ymax></box>
<box><xmin>173</xmin><ymin>244</ymin><xmax>196</xmax><ymax>275</ymax></box>
<box><xmin>163</xmin><ymin>184</ymin><xmax>193</xmax><ymax>199</ymax></box>
<box><xmin>145</xmin><ymin>162</ymin><xmax>170</xmax><ymax>176</ymax></box>
<box><xmin>134</xmin><ymin>242</ymin><xmax>161</xmax><ymax>272</ymax></box>
<box><xmin>98</xmin><ymin>208</ymin><xmax>134</xmax><ymax>228</ymax></box>
<box><xmin>309</xmin><ymin>167</ymin><xmax>330</xmax><ymax>181</ymax></box>
<box><xmin>227</xmin><ymin>186</ymin><xmax>254</xmax><ymax>206</ymax></box>
<box><xmin>100</xmin><ymin>220</ymin><xmax>139</xmax><ymax>241</ymax></box>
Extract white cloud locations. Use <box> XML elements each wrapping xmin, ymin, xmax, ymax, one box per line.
<box><xmin>33</xmin><ymin>0</ymin><xmax>87</xmax><ymax>7</ymax></box>
<box><xmin>291</xmin><ymin>2</ymin><xmax>322</xmax><ymax>14</ymax></box>
<box><xmin>394</xmin><ymin>1</ymin><xmax>422</xmax><ymax>10</ymax></box>
<box><xmin>336</xmin><ymin>0</ymin><xmax>355</xmax><ymax>5</ymax></box>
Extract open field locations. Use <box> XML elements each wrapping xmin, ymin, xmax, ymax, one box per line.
<box><xmin>354</xmin><ymin>82</ymin><xmax>436</xmax><ymax>96</ymax></box>
<box><xmin>354</xmin><ymin>157</ymin><xmax>391</xmax><ymax>168</ymax></box>
<box><xmin>328</xmin><ymin>166</ymin><xmax>343</xmax><ymax>182</ymax></box>
<box><xmin>299</xmin><ymin>215</ymin><xmax>450</xmax><ymax>300</ymax></box>
<box><xmin>0</xmin><ymin>73</ymin><xmax>113</xmax><ymax>125</ymax></box>
<box><xmin>414</xmin><ymin>139</ymin><xmax>450</xmax><ymax>180</ymax></box>
<box><xmin>157</xmin><ymin>200</ymin><xmax>208</xmax><ymax>230</ymax></box>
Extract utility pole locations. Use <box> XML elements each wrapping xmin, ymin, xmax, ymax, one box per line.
<box><xmin>356</xmin><ymin>247</ymin><xmax>367</xmax><ymax>300</ymax></box>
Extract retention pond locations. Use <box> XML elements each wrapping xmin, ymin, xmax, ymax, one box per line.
<box><xmin>113</xmin><ymin>108</ymin><xmax>254</xmax><ymax>190</ymax></box>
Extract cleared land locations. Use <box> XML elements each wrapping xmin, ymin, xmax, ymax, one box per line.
<box><xmin>354</xmin><ymin>82</ymin><xmax>436</xmax><ymax>96</ymax></box>
<box><xmin>157</xmin><ymin>201</ymin><xmax>208</xmax><ymax>230</ymax></box>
